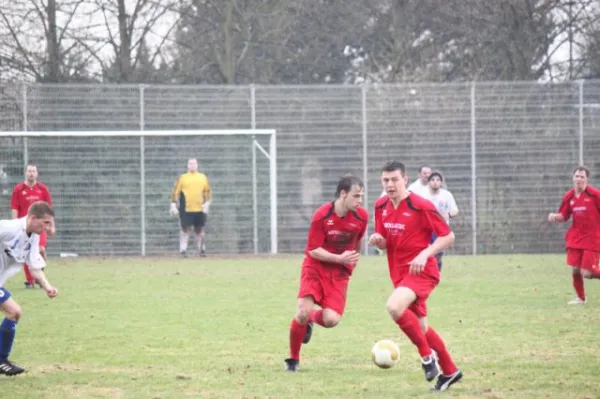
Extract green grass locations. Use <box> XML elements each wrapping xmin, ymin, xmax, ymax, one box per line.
<box><xmin>3</xmin><ymin>254</ymin><xmax>600</xmax><ymax>398</ymax></box>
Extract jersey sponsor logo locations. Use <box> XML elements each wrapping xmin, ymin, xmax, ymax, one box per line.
<box><xmin>573</xmin><ymin>206</ymin><xmax>587</xmax><ymax>212</ymax></box>
<box><xmin>383</xmin><ymin>222</ymin><xmax>405</xmax><ymax>230</ymax></box>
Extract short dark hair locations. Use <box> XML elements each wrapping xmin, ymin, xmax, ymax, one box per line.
<box><xmin>381</xmin><ymin>161</ymin><xmax>406</xmax><ymax>174</ymax></box>
<box><xmin>418</xmin><ymin>164</ymin><xmax>431</xmax><ymax>173</ymax></box>
<box><xmin>428</xmin><ymin>171</ymin><xmax>444</xmax><ymax>182</ymax></box>
<box><xmin>573</xmin><ymin>166</ymin><xmax>590</xmax><ymax>178</ymax></box>
<box><xmin>335</xmin><ymin>174</ymin><xmax>364</xmax><ymax>197</ymax></box>
<box><xmin>24</xmin><ymin>161</ymin><xmax>37</xmax><ymax>170</ymax></box>
<box><xmin>28</xmin><ymin>201</ymin><xmax>54</xmax><ymax>218</ymax></box>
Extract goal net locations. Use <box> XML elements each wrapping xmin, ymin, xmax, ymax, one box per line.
<box><xmin>0</xmin><ymin>129</ymin><xmax>278</xmax><ymax>256</ymax></box>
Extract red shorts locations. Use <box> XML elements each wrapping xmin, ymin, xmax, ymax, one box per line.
<box><xmin>390</xmin><ymin>260</ymin><xmax>439</xmax><ymax>318</ymax></box>
<box><xmin>566</xmin><ymin>248</ymin><xmax>600</xmax><ymax>273</ymax></box>
<box><xmin>297</xmin><ymin>260</ymin><xmax>351</xmax><ymax>316</ymax></box>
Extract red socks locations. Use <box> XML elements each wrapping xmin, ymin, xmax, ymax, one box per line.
<box><xmin>309</xmin><ymin>309</ymin><xmax>325</xmax><ymax>327</ymax></box>
<box><xmin>573</xmin><ymin>273</ymin><xmax>585</xmax><ymax>300</ymax></box>
<box><xmin>23</xmin><ymin>264</ymin><xmax>35</xmax><ymax>284</ymax></box>
<box><xmin>395</xmin><ymin>311</ymin><xmax>432</xmax><ymax>358</ymax></box>
<box><xmin>425</xmin><ymin>327</ymin><xmax>457</xmax><ymax>375</ymax></box>
<box><xmin>289</xmin><ymin>319</ymin><xmax>307</xmax><ymax>361</ymax></box>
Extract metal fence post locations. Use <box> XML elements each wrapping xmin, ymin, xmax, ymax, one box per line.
<box><xmin>579</xmin><ymin>80</ymin><xmax>584</xmax><ymax>165</ymax></box>
<box><xmin>471</xmin><ymin>82</ymin><xmax>477</xmax><ymax>256</ymax></box>
<box><xmin>22</xmin><ymin>84</ymin><xmax>28</xmax><ymax>163</ymax></box>
<box><xmin>250</xmin><ymin>84</ymin><xmax>258</xmax><ymax>254</ymax></box>
<box><xmin>139</xmin><ymin>85</ymin><xmax>146</xmax><ymax>256</ymax></box>
<box><xmin>361</xmin><ymin>85</ymin><xmax>369</xmax><ymax>255</ymax></box>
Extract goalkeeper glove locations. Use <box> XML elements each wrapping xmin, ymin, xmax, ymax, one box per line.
<box><xmin>169</xmin><ymin>202</ymin><xmax>179</xmax><ymax>217</ymax></box>
<box><xmin>203</xmin><ymin>201</ymin><xmax>211</xmax><ymax>214</ymax></box>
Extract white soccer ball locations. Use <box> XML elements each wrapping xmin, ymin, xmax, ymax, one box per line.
<box><xmin>371</xmin><ymin>339</ymin><xmax>400</xmax><ymax>369</ymax></box>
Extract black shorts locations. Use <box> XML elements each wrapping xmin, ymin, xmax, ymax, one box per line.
<box><xmin>180</xmin><ymin>211</ymin><xmax>207</xmax><ymax>229</ymax></box>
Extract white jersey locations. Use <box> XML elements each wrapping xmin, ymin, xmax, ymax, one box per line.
<box><xmin>407</xmin><ymin>179</ymin><xmax>431</xmax><ymax>197</ymax></box>
<box><xmin>425</xmin><ymin>188</ymin><xmax>458</xmax><ymax>224</ymax></box>
<box><xmin>0</xmin><ymin>217</ymin><xmax>45</xmax><ymax>286</ymax></box>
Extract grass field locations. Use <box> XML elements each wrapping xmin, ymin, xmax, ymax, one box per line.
<box><xmin>3</xmin><ymin>254</ymin><xmax>600</xmax><ymax>398</ymax></box>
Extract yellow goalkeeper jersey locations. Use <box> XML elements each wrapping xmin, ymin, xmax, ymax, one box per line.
<box><xmin>171</xmin><ymin>172</ymin><xmax>212</xmax><ymax>213</ymax></box>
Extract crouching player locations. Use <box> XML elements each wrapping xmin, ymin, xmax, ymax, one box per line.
<box><xmin>284</xmin><ymin>175</ymin><xmax>368</xmax><ymax>372</ymax></box>
<box><xmin>0</xmin><ymin>201</ymin><xmax>58</xmax><ymax>376</ymax></box>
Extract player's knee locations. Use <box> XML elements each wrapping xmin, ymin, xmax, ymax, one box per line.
<box><xmin>386</xmin><ymin>288</ymin><xmax>415</xmax><ymax>320</ymax></box>
<box><xmin>295</xmin><ymin>302</ymin><xmax>312</xmax><ymax>324</ymax></box>
<box><xmin>321</xmin><ymin>310</ymin><xmax>342</xmax><ymax>328</ymax></box>
<box><xmin>581</xmin><ymin>269</ymin><xmax>593</xmax><ymax>279</ymax></box>
<box><xmin>418</xmin><ymin>317</ymin><xmax>429</xmax><ymax>334</ymax></box>
<box><xmin>386</xmin><ymin>298</ymin><xmax>407</xmax><ymax>320</ymax></box>
<box><xmin>4</xmin><ymin>303</ymin><xmax>22</xmax><ymax>322</ymax></box>
<box><xmin>571</xmin><ymin>267</ymin><xmax>581</xmax><ymax>275</ymax></box>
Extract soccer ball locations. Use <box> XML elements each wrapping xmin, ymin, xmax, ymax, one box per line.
<box><xmin>371</xmin><ymin>339</ymin><xmax>400</xmax><ymax>369</ymax></box>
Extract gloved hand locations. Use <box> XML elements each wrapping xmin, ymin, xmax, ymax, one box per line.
<box><xmin>203</xmin><ymin>201</ymin><xmax>211</xmax><ymax>214</ymax></box>
<box><xmin>170</xmin><ymin>202</ymin><xmax>179</xmax><ymax>217</ymax></box>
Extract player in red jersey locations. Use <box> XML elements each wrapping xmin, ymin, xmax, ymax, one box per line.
<box><xmin>10</xmin><ymin>162</ymin><xmax>55</xmax><ymax>289</ymax></box>
<box><xmin>284</xmin><ymin>175</ymin><xmax>368</xmax><ymax>372</ymax></box>
<box><xmin>548</xmin><ymin>166</ymin><xmax>600</xmax><ymax>304</ymax></box>
<box><xmin>369</xmin><ymin>161</ymin><xmax>462</xmax><ymax>391</ymax></box>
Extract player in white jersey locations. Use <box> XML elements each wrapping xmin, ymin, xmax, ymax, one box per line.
<box><xmin>426</xmin><ymin>172</ymin><xmax>458</xmax><ymax>270</ymax></box>
<box><xmin>0</xmin><ymin>201</ymin><xmax>58</xmax><ymax>376</ymax></box>
<box><xmin>380</xmin><ymin>164</ymin><xmax>432</xmax><ymax>198</ymax></box>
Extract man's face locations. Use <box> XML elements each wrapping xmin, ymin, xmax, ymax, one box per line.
<box><xmin>341</xmin><ymin>185</ymin><xmax>364</xmax><ymax>211</ymax></box>
<box><xmin>429</xmin><ymin>176</ymin><xmax>442</xmax><ymax>191</ymax></box>
<box><xmin>26</xmin><ymin>165</ymin><xmax>38</xmax><ymax>183</ymax></box>
<box><xmin>187</xmin><ymin>159</ymin><xmax>198</xmax><ymax>173</ymax></box>
<box><xmin>419</xmin><ymin>167</ymin><xmax>432</xmax><ymax>184</ymax></box>
<box><xmin>573</xmin><ymin>170</ymin><xmax>588</xmax><ymax>191</ymax></box>
<box><xmin>28</xmin><ymin>214</ymin><xmax>53</xmax><ymax>234</ymax></box>
<box><xmin>381</xmin><ymin>170</ymin><xmax>408</xmax><ymax>199</ymax></box>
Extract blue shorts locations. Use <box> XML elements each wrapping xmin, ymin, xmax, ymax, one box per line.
<box><xmin>430</xmin><ymin>233</ymin><xmax>444</xmax><ymax>256</ymax></box>
<box><xmin>0</xmin><ymin>287</ymin><xmax>11</xmax><ymax>304</ymax></box>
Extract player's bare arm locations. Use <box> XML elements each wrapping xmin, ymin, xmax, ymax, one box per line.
<box><xmin>409</xmin><ymin>232</ymin><xmax>455</xmax><ymax>275</ymax></box>
<box><xmin>29</xmin><ymin>269</ymin><xmax>57</xmax><ymax>298</ymax></box>
<box><xmin>548</xmin><ymin>213</ymin><xmax>566</xmax><ymax>222</ymax></box>
<box><xmin>308</xmin><ymin>247</ymin><xmax>360</xmax><ymax>266</ymax></box>
<box><xmin>368</xmin><ymin>233</ymin><xmax>386</xmax><ymax>250</ymax></box>
<box><xmin>10</xmin><ymin>209</ymin><xmax>18</xmax><ymax>219</ymax></box>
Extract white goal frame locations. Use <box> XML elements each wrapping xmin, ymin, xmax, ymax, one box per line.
<box><xmin>0</xmin><ymin>129</ymin><xmax>278</xmax><ymax>255</ymax></box>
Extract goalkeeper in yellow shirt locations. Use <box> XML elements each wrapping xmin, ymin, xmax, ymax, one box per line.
<box><xmin>170</xmin><ymin>158</ymin><xmax>212</xmax><ymax>257</ymax></box>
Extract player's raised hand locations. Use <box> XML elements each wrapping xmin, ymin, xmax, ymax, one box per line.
<box><xmin>408</xmin><ymin>252</ymin><xmax>429</xmax><ymax>275</ymax></box>
<box><xmin>45</xmin><ymin>286</ymin><xmax>58</xmax><ymax>298</ymax></box>
<box><xmin>338</xmin><ymin>250</ymin><xmax>360</xmax><ymax>266</ymax></box>
<box><xmin>368</xmin><ymin>233</ymin><xmax>385</xmax><ymax>247</ymax></box>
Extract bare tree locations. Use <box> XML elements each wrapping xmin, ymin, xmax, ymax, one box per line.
<box><xmin>61</xmin><ymin>0</ymin><xmax>180</xmax><ymax>82</ymax></box>
<box><xmin>0</xmin><ymin>0</ymin><xmax>88</xmax><ymax>82</ymax></box>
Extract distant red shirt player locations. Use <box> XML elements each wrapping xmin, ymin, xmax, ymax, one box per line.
<box><xmin>10</xmin><ymin>162</ymin><xmax>55</xmax><ymax>288</ymax></box>
<box><xmin>548</xmin><ymin>166</ymin><xmax>600</xmax><ymax>304</ymax></box>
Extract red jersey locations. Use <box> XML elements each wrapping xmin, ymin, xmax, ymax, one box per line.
<box><xmin>11</xmin><ymin>182</ymin><xmax>53</xmax><ymax>218</ymax></box>
<box><xmin>304</xmin><ymin>202</ymin><xmax>369</xmax><ymax>271</ymax></box>
<box><xmin>375</xmin><ymin>193</ymin><xmax>452</xmax><ymax>280</ymax></box>
<box><xmin>558</xmin><ymin>186</ymin><xmax>600</xmax><ymax>251</ymax></box>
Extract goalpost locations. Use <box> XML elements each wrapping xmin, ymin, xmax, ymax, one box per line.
<box><xmin>0</xmin><ymin>129</ymin><xmax>278</xmax><ymax>256</ymax></box>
